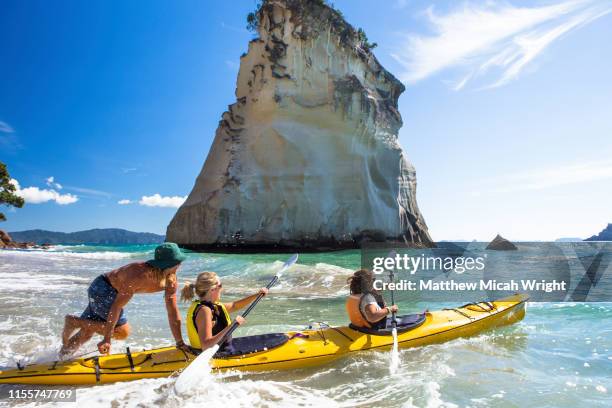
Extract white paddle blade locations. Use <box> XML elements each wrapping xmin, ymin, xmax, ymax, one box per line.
<box><xmin>390</xmin><ymin>327</ymin><xmax>400</xmax><ymax>375</ymax></box>
<box><xmin>174</xmin><ymin>344</ymin><xmax>220</xmax><ymax>395</ymax></box>
<box><xmin>283</xmin><ymin>254</ymin><xmax>298</xmax><ymax>269</ymax></box>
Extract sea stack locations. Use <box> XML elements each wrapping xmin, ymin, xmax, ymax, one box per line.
<box><xmin>167</xmin><ymin>0</ymin><xmax>432</xmax><ymax>251</ymax></box>
<box><xmin>486</xmin><ymin>234</ymin><xmax>518</xmax><ymax>251</ymax></box>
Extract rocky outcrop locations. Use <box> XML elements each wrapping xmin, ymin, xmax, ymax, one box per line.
<box><xmin>486</xmin><ymin>234</ymin><xmax>518</xmax><ymax>251</ymax></box>
<box><xmin>167</xmin><ymin>0</ymin><xmax>432</xmax><ymax>251</ymax></box>
<box><xmin>585</xmin><ymin>224</ymin><xmax>612</xmax><ymax>241</ymax></box>
<box><xmin>0</xmin><ymin>229</ymin><xmax>37</xmax><ymax>249</ymax></box>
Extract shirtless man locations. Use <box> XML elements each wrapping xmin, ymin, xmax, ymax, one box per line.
<box><xmin>60</xmin><ymin>243</ymin><xmax>191</xmax><ymax>357</ymax></box>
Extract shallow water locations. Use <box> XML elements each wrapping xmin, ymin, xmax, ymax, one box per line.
<box><xmin>0</xmin><ymin>246</ymin><xmax>610</xmax><ymax>407</ymax></box>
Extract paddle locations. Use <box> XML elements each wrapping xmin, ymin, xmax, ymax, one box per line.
<box><xmin>387</xmin><ymin>250</ymin><xmax>400</xmax><ymax>374</ymax></box>
<box><xmin>174</xmin><ymin>254</ymin><xmax>299</xmax><ymax>394</ymax></box>
<box><xmin>218</xmin><ymin>253</ymin><xmax>298</xmax><ymax>345</ymax></box>
<box><xmin>387</xmin><ymin>251</ymin><xmax>399</xmax><ymax>328</ymax></box>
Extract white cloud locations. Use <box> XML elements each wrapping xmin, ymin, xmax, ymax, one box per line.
<box><xmin>117</xmin><ymin>199</ymin><xmax>132</xmax><ymax>205</ymax></box>
<box><xmin>0</xmin><ymin>121</ymin><xmax>14</xmax><ymax>133</ymax></box>
<box><xmin>11</xmin><ymin>179</ymin><xmax>78</xmax><ymax>205</ymax></box>
<box><xmin>392</xmin><ymin>0</ymin><xmax>612</xmax><ymax>89</ymax></box>
<box><xmin>476</xmin><ymin>159</ymin><xmax>612</xmax><ymax>194</ymax></box>
<box><xmin>138</xmin><ymin>194</ymin><xmax>186</xmax><ymax>208</ymax></box>
<box><xmin>64</xmin><ymin>186</ymin><xmax>111</xmax><ymax>198</ymax></box>
<box><xmin>45</xmin><ymin>176</ymin><xmax>63</xmax><ymax>190</ymax></box>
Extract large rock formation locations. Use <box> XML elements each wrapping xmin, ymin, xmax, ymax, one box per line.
<box><xmin>585</xmin><ymin>224</ymin><xmax>612</xmax><ymax>241</ymax></box>
<box><xmin>167</xmin><ymin>0</ymin><xmax>432</xmax><ymax>251</ymax></box>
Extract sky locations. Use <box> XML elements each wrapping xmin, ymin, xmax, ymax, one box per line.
<box><xmin>1</xmin><ymin>0</ymin><xmax>611</xmax><ymax>241</ymax></box>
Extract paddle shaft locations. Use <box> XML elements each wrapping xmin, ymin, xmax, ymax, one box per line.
<box><xmin>221</xmin><ymin>275</ymin><xmax>279</xmax><ymax>341</ymax></box>
<box><xmin>389</xmin><ymin>269</ymin><xmax>397</xmax><ymax>329</ymax></box>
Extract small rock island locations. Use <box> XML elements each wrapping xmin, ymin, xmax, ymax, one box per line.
<box><xmin>486</xmin><ymin>234</ymin><xmax>518</xmax><ymax>251</ymax></box>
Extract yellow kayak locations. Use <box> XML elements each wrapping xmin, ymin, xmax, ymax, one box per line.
<box><xmin>0</xmin><ymin>294</ymin><xmax>527</xmax><ymax>385</ymax></box>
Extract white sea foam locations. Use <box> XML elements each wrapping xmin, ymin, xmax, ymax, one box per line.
<box><xmin>0</xmin><ymin>250</ymin><xmax>137</xmax><ymax>260</ymax></box>
<box><xmin>0</xmin><ymin>271</ymin><xmax>90</xmax><ymax>292</ymax></box>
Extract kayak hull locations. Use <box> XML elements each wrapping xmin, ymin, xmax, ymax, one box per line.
<box><xmin>0</xmin><ymin>294</ymin><xmax>527</xmax><ymax>385</ymax></box>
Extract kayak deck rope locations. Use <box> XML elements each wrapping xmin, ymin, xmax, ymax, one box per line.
<box><xmin>462</xmin><ymin>301</ymin><xmax>496</xmax><ymax>312</ymax></box>
<box><xmin>308</xmin><ymin>322</ymin><xmax>330</xmax><ymax>345</ymax></box>
<box><xmin>330</xmin><ymin>327</ymin><xmax>354</xmax><ymax>342</ymax></box>
<box><xmin>126</xmin><ymin>347</ymin><xmax>135</xmax><ymax>372</ymax></box>
<box><xmin>93</xmin><ymin>357</ymin><xmax>100</xmax><ymax>382</ymax></box>
<box><xmin>443</xmin><ymin>308</ymin><xmax>475</xmax><ymax>321</ymax></box>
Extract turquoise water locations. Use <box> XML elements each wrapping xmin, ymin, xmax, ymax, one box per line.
<box><xmin>0</xmin><ymin>245</ymin><xmax>610</xmax><ymax>407</ymax></box>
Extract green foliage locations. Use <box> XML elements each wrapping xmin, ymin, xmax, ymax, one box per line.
<box><xmin>0</xmin><ymin>161</ymin><xmax>24</xmax><ymax>221</ymax></box>
<box><xmin>329</xmin><ymin>3</ymin><xmax>344</xmax><ymax>19</ymax></box>
<box><xmin>246</xmin><ymin>1</ymin><xmax>263</xmax><ymax>33</ymax></box>
<box><xmin>357</xmin><ymin>28</ymin><xmax>377</xmax><ymax>52</ymax></box>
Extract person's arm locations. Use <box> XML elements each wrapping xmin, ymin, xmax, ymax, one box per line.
<box><xmin>195</xmin><ymin>307</ymin><xmax>245</xmax><ymax>350</ymax></box>
<box><xmin>97</xmin><ymin>292</ymin><xmax>133</xmax><ymax>354</ymax></box>
<box><xmin>163</xmin><ymin>273</ymin><xmax>185</xmax><ymax>348</ymax></box>
<box><xmin>364</xmin><ymin>303</ymin><xmax>398</xmax><ymax>323</ymax></box>
<box><xmin>225</xmin><ymin>288</ymin><xmax>268</xmax><ymax>312</ymax></box>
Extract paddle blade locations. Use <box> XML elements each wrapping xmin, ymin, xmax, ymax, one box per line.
<box><xmin>283</xmin><ymin>254</ymin><xmax>299</xmax><ymax>269</ymax></box>
<box><xmin>174</xmin><ymin>344</ymin><xmax>219</xmax><ymax>395</ymax></box>
<box><xmin>390</xmin><ymin>327</ymin><xmax>400</xmax><ymax>375</ymax></box>
<box><xmin>275</xmin><ymin>254</ymin><xmax>298</xmax><ymax>280</ymax></box>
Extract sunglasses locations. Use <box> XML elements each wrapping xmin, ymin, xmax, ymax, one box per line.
<box><xmin>215</xmin><ymin>282</ymin><xmax>223</xmax><ymax>289</ymax></box>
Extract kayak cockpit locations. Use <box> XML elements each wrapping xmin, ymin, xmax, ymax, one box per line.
<box><xmin>348</xmin><ymin>313</ymin><xmax>426</xmax><ymax>335</ymax></box>
<box><xmin>214</xmin><ymin>333</ymin><xmax>290</xmax><ymax>358</ymax></box>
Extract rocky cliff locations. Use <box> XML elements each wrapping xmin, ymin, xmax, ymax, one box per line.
<box><xmin>585</xmin><ymin>224</ymin><xmax>612</xmax><ymax>241</ymax></box>
<box><xmin>167</xmin><ymin>0</ymin><xmax>432</xmax><ymax>251</ymax></box>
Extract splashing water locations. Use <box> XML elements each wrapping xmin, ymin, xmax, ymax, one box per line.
<box><xmin>174</xmin><ymin>344</ymin><xmax>220</xmax><ymax>395</ymax></box>
<box><xmin>390</xmin><ymin>327</ymin><xmax>399</xmax><ymax>374</ymax></box>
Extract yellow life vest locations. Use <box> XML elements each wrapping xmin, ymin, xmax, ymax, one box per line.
<box><xmin>186</xmin><ymin>300</ymin><xmax>231</xmax><ymax>349</ymax></box>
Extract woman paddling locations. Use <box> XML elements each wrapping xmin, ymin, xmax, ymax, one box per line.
<box><xmin>346</xmin><ymin>269</ymin><xmax>398</xmax><ymax>330</ymax></box>
<box><xmin>60</xmin><ymin>243</ymin><xmax>190</xmax><ymax>357</ymax></box>
<box><xmin>180</xmin><ymin>272</ymin><xmax>268</xmax><ymax>351</ymax></box>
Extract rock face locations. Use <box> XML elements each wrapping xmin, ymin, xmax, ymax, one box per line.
<box><xmin>585</xmin><ymin>224</ymin><xmax>612</xmax><ymax>241</ymax></box>
<box><xmin>0</xmin><ymin>229</ymin><xmax>36</xmax><ymax>249</ymax></box>
<box><xmin>167</xmin><ymin>0</ymin><xmax>432</xmax><ymax>251</ymax></box>
<box><xmin>486</xmin><ymin>234</ymin><xmax>518</xmax><ymax>251</ymax></box>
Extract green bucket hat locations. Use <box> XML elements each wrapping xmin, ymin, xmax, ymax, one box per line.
<box><xmin>146</xmin><ymin>243</ymin><xmax>187</xmax><ymax>270</ymax></box>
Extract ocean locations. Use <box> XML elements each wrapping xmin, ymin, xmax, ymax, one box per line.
<box><xmin>0</xmin><ymin>245</ymin><xmax>610</xmax><ymax>407</ymax></box>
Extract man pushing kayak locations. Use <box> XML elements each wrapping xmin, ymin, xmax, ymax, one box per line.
<box><xmin>60</xmin><ymin>243</ymin><xmax>191</xmax><ymax>357</ymax></box>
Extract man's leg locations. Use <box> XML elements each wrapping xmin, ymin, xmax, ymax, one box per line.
<box><xmin>61</xmin><ymin>315</ymin><xmax>84</xmax><ymax>345</ymax></box>
<box><xmin>112</xmin><ymin>323</ymin><xmax>131</xmax><ymax>340</ymax></box>
<box><xmin>60</xmin><ymin>318</ymin><xmax>131</xmax><ymax>356</ymax></box>
<box><xmin>60</xmin><ymin>325</ymin><xmax>97</xmax><ymax>357</ymax></box>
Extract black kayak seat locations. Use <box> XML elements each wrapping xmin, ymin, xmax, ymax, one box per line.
<box><xmin>349</xmin><ymin>313</ymin><xmax>426</xmax><ymax>335</ymax></box>
<box><xmin>214</xmin><ymin>333</ymin><xmax>289</xmax><ymax>358</ymax></box>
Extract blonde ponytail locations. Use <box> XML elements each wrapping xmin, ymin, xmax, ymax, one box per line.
<box><xmin>180</xmin><ymin>282</ymin><xmax>196</xmax><ymax>302</ymax></box>
<box><xmin>180</xmin><ymin>272</ymin><xmax>219</xmax><ymax>302</ymax></box>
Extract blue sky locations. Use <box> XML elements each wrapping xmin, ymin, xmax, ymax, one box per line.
<box><xmin>1</xmin><ymin>0</ymin><xmax>611</xmax><ymax>240</ymax></box>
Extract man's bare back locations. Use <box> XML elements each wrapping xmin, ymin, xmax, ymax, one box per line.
<box><xmin>107</xmin><ymin>262</ymin><xmax>170</xmax><ymax>294</ymax></box>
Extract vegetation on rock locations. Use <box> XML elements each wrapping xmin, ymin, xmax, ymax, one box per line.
<box><xmin>0</xmin><ymin>161</ymin><xmax>24</xmax><ymax>222</ymax></box>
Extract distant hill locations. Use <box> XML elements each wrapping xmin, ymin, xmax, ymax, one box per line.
<box><xmin>555</xmin><ymin>237</ymin><xmax>584</xmax><ymax>242</ymax></box>
<box><xmin>9</xmin><ymin>229</ymin><xmax>165</xmax><ymax>245</ymax></box>
<box><xmin>585</xmin><ymin>224</ymin><xmax>612</xmax><ymax>241</ymax></box>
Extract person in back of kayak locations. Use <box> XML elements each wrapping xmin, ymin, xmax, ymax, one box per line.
<box><xmin>60</xmin><ymin>243</ymin><xmax>191</xmax><ymax>357</ymax></box>
<box><xmin>346</xmin><ymin>269</ymin><xmax>398</xmax><ymax>330</ymax></box>
<box><xmin>180</xmin><ymin>271</ymin><xmax>268</xmax><ymax>351</ymax></box>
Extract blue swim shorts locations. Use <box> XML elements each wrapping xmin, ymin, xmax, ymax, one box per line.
<box><xmin>80</xmin><ymin>274</ymin><xmax>127</xmax><ymax>326</ymax></box>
